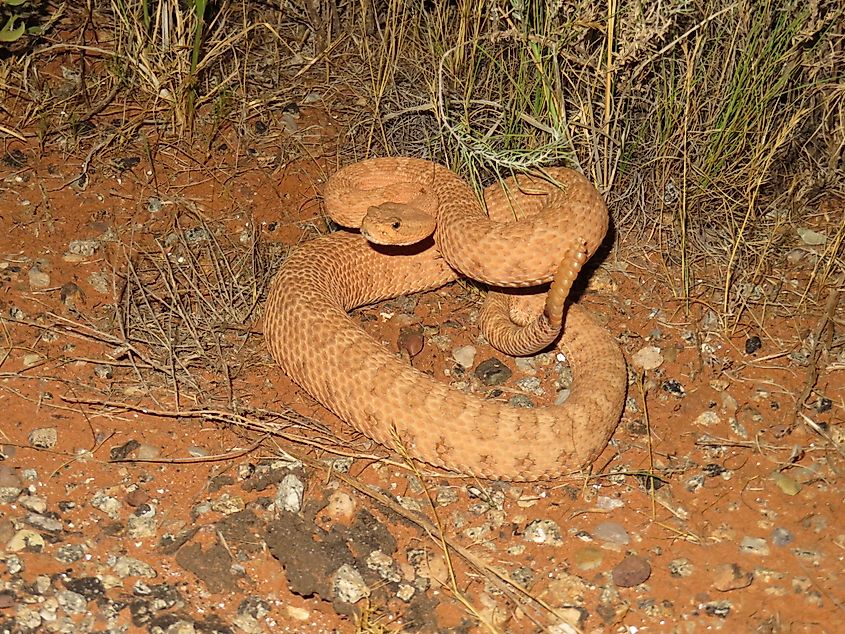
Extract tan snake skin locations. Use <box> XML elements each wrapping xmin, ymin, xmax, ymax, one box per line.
<box><xmin>264</xmin><ymin>158</ymin><xmax>627</xmax><ymax>480</ymax></box>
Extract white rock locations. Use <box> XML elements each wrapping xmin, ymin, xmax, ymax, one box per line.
<box><xmin>522</xmin><ymin>519</ymin><xmax>564</xmax><ymax>546</ymax></box>
<box><xmin>694</xmin><ymin>411</ymin><xmax>721</xmax><ymax>427</ymax></box>
<box><xmin>332</xmin><ymin>564</ymin><xmax>370</xmax><ymax>604</ymax></box>
<box><xmin>6</xmin><ymin>529</ymin><xmax>45</xmax><ymax>552</ymax></box>
<box><xmin>632</xmin><ymin>345</ymin><xmax>664</xmax><ymax>370</ymax></box>
<box><xmin>90</xmin><ymin>490</ymin><xmax>122</xmax><ymax>520</ymax></box>
<box><xmin>452</xmin><ymin>345</ymin><xmax>477</xmax><ymax>369</ymax></box>
<box><xmin>28</xmin><ymin>267</ymin><xmax>50</xmax><ymax>289</ymax></box>
<box><xmin>275</xmin><ymin>473</ymin><xmax>305</xmax><ymax>513</ymax></box>
<box><xmin>112</xmin><ymin>556</ymin><xmax>158</xmax><ymax>578</ymax></box>
<box><xmin>28</xmin><ymin>427</ymin><xmax>57</xmax><ymax>449</ymax></box>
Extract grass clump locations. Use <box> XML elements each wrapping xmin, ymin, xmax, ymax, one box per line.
<box><xmin>343</xmin><ymin>0</ymin><xmax>844</xmax><ymax>324</ymax></box>
<box><xmin>117</xmin><ymin>210</ymin><xmax>279</xmax><ymax>409</ymax></box>
<box><xmin>0</xmin><ymin>0</ymin><xmax>841</xmax><ymax>325</ymax></box>
<box><xmin>629</xmin><ymin>0</ymin><xmax>844</xmax><ymax>322</ymax></box>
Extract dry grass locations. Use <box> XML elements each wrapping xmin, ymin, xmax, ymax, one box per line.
<box><xmin>2</xmin><ymin>1</ymin><xmax>841</xmax><ymax>322</ymax></box>
<box><xmin>115</xmin><ymin>208</ymin><xmax>281</xmax><ymax>409</ymax></box>
<box><xmin>336</xmin><ymin>0</ymin><xmax>844</xmax><ymax>325</ymax></box>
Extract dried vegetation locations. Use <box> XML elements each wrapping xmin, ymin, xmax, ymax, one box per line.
<box><xmin>1</xmin><ymin>0</ymin><xmax>842</xmax><ymax>323</ymax></box>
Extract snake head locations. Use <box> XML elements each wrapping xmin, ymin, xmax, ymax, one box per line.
<box><xmin>361</xmin><ymin>202</ymin><xmax>437</xmax><ymax>246</ymax></box>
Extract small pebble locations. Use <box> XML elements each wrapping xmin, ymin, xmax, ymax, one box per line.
<box><xmin>452</xmin><ymin>345</ymin><xmax>477</xmax><ymax>369</ymax></box>
<box><xmin>772</xmin><ymin>471</ymin><xmax>801</xmax><ymax>496</ymax></box>
<box><xmin>632</xmin><ymin>345</ymin><xmax>664</xmax><ymax>370</ymax></box>
<box><xmin>593</xmin><ymin>521</ymin><xmax>630</xmax><ymax>545</ymax></box>
<box><xmin>515</xmin><ymin>376</ymin><xmax>543</xmax><ymax>396</ymax></box>
<box><xmin>136</xmin><ymin>443</ymin><xmax>161</xmax><ymax>460</ymax></box>
<box><xmin>797</xmin><ymin>227</ymin><xmax>827</xmax><ymax>245</ymax></box>
<box><xmin>435</xmin><ymin>487</ymin><xmax>459</xmax><ymax>507</ymax></box>
<box><xmin>595</xmin><ymin>496</ymin><xmax>624</xmax><ymax>511</ymax></box>
<box><xmin>786</xmin><ymin>248</ymin><xmax>807</xmax><ymax>265</ymax></box>
<box><xmin>397</xmin><ymin>584</ymin><xmax>415</xmax><ymax>602</ymax></box>
<box><xmin>703</xmin><ymin>463</ymin><xmax>728</xmax><ymax>477</ymax></box>
<box><xmin>28</xmin><ymin>427</ymin><xmax>58</xmax><ymax>449</ymax></box>
<box><xmin>366</xmin><ymin>550</ymin><xmax>401</xmax><ymax>583</ymax></box>
<box><xmin>22</xmin><ymin>353</ymin><xmax>43</xmax><ymax>367</ymax></box>
<box><xmin>668</xmin><ymin>558</ymin><xmax>694</xmax><ymax>577</ymax></box>
<box><xmin>662</xmin><ymin>379</ymin><xmax>686</xmax><ymax>397</ymax></box>
<box><xmin>6</xmin><ymin>529</ymin><xmax>45</xmax><ymax>552</ymax></box>
<box><xmin>511</xmin><ymin>566</ymin><xmax>534</xmax><ymax>586</ymax></box>
<box><xmin>147</xmin><ymin>197</ymin><xmax>163</xmax><ymax>213</ymax></box>
<box><xmin>111</xmin><ymin>556</ymin><xmax>157</xmax><ymax>578</ymax></box>
<box><xmin>685</xmin><ymin>474</ymin><xmax>705</xmax><ymax>492</ymax></box>
<box><xmin>573</xmin><ymin>547</ymin><xmax>604</xmax><ymax>571</ymax></box>
<box><xmin>125</xmin><ymin>488</ymin><xmax>150</xmax><ymax>507</ymax></box>
<box><xmin>522</xmin><ymin>519</ymin><xmax>564</xmax><ymax>546</ymax></box>
<box><xmin>5</xmin><ymin>554</ymin><xmax>23</xmax><ymax>575</ymax></box>
<box><xmin>611</xmin><ymin>554</ymin><xmax>651</xmax><ymax>587</ymax></box>
<box><xmin>771</xmin><ymin>527</ymin><xmax>794</xmax><ymax>546</ymax></box>
<box><xmin>745</xmin><ymin>335</ymin><xmax>762</xmax><ymax>354</ymax></box>
<box><xmin>792</xmin><ymin>548</ymin><xmax>823</xmax><ymax>565</ymax></box>
<box><xmin>28</xmin><ymin>267</ymin><xmax>50</xmax><ymax>289</ymax></box>
<box><xmin>704</xmin><ymin>600</ymin><xmax>733</xmax><ymax>618</ymax></box>
<box><xmin>325</xmin><ymin>491</ymin><xmax>356</xmax><ymax>522</ymax></box>
<box><xmin>694</xmin><ymin>411</ymin><xmax>721</xmax><ymax>427</ymax></box>
<box><xmin>90</xmin><ymin>491</ymin><xmax>122</xmax><ymax>520</ymax></box>
<box><xmin>18</xmin><ymin>495</ymin><xmax>47</xmax><ymax>514</ymax></box>
<box><xmin>27</xmin><ymin>513</ymin><xmax>62</xmax><ymax>532</ymax></box>
<box><xmin>815</xmin><ymin>397</ymin><xmax>832</xmax><ymax>413</ymax></box>
<box><xmin>286</xmin><ymin>606</ymin><xmax>310</xmax><ymax>621</ymax></box>
<box><xmin>739</xmin><ymin>536</ymin><xmax>770</xmax><ymax>556</ymax></box>
<box><xmin>127</xmin><ymin>515</ymin><xmax>157</xmax><ymax>539</ymax></box>
<box><xmin>397</xmin><ymin>496</ymin><xmax>423</xmax><ymax>512</ymax></box>
<box><xmin>56</xmin><ymin>590</ymin><xmax>87</xmax><ymax>614</ymax></box>
<box><xmin>66</xmin><ymin>239</ymin><xmax>100</xmax><ymax>257</ymax></box>
<box><xmin>274</xmin><ymin>473</ymin><xmax>305</xmax><ymax>513</ymax></box>
<box><xmin>699</xmin><ymin>310</ymin><xmax>720</xmax><ymax>331</ymax></box>
<box><xmin>514</xmin><ymin>357</ymin><xmax>536</xmax><ymax>375</ymax></box>
<box><xmin>55</xmin><ymin>543</ymin><xmax>86</xmax><ymax>563</ymax></box>
<box><xmin>712</xmin><ymin>563</ymin><xmax>753</xmax><ymax>592</ymax></box>
<box><xmin>87</xmin><ymin>271</ymin><xmax>111</xmax><ymax>294</ymax></box>
<box><xmin>509</xmin><ymin>394</ymin><xmax>534</xmax><ymax>408</ymax></box>
<box><xmin>184</xmin><ymin>227</ymin><xmax>210</xmax><ymax>243</ymax></box>
<box><xmin>94</xmin><ymin>364</ymin><xmax>114</xmax><ymax>379</ymax></box>
<box><xmin>331</xmin><ymin>564</ymin><xmax>370</xmax><ymax>604</ymax></box>
<box><xmin>475</xmin><ymin>358</ymin><xmax>512</xmax><ymax>386</ymax></box>
<box><xmin>398</xmin><ymin>327</ymin><xmax>424</xmax><ymax>358</ymax></box>
<box><xmin>211</xmin><ymin>494</ymin><xmax>245</xmax><ymax>515</ymax></box>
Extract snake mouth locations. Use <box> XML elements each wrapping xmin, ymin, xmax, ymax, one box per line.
<box><xmin>363</xmin><ymin>235</ymin><xmax>438</xmax><ymax>257</ymax></box>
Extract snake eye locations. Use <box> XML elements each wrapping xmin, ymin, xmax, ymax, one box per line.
<box><xmin>392</xmin><ymin>220</ymin><xmax>401</xmax><ymax>230</ymax></box>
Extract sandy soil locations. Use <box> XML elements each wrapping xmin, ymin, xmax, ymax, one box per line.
<box><xmin>0</xmin><ymin>107</ymin><xmax>842</xmax><ymax>634</ymax></box>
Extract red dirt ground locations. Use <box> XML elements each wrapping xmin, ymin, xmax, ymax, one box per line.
<box><xmin>0</xmin><ymin>108</ymin><xmax>842</xmax><ymax>634</ymax></box>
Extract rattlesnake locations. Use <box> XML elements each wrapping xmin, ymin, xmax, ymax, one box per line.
<box><xmin>264</xmin><ymin>157</ymin><xmax>626</xmax><ymax>480</ymax></box>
